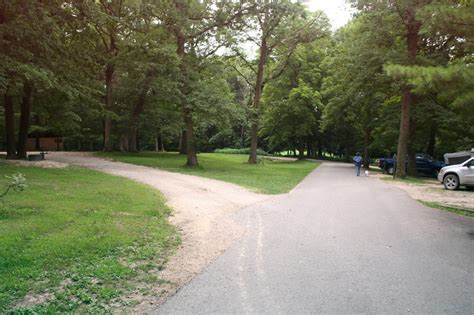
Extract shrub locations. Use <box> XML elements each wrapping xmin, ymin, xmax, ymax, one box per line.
<box><xmin>1</xmin><ymin>173</ymin><xmax>28</xmax><ymax>199</ymax></box>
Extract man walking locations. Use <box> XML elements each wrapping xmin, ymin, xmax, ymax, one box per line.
<box><xmin>353</xmin><ymin>152</ymin><xmax>362</xmax><ymax>176</ymax></box>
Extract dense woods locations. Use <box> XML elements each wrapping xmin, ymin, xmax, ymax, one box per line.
<box><xmin>1</xmin><ymin>0</ymin><xmax>473</xmax><ymax>177</ymax></box>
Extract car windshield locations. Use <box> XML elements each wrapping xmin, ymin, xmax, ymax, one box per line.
<box><xmin>416</xmin><ymin>154</ymin><xmax>433</xmax><ymax>160</ymax></box>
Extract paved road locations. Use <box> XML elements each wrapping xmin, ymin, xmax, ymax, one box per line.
<box><xmin>157</xmin><ymin>162</ymin><xmax>474</xmax><ymax>314</ymax></box>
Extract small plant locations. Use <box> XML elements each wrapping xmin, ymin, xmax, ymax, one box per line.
<box><xmin>1</xmin><ymin>173</ymin><xmax>28</xmax><ymax>199</ymax></box>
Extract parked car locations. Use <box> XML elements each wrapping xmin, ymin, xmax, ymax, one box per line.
<box><xmin>379</xmin><ymin>153</ymin><xmax>446</xmax><ymax>176</ymax></box>
<box><xmin>438</xmin><ymin>157</ymin><xmax>474</xmax><ymax>190</ymax></box>
<box><xmin>443</xmin><ymin>148</ymin><xmax>474</xmax><ymax>165</ymax></box>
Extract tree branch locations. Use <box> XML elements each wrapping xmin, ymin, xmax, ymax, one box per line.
<box><xmin>230</xmin><ymin>48</ymin><xmax>257</xmax><ymax>75</ymax></box>
<box><xmin>264</xmin><ymin>48</ymin><xmax>296</xmax><ymax>84</ymax></box>
<box><xmin>228</xmin><ymin>64</ymin><xmax>253</xmax><ymax>87</ymax></box>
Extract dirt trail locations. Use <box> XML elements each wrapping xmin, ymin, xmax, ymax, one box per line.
<box><xmin>372</xmin><ymin>173</ymin><xmax>474</xmax><ymax>211</ymax></box>
<box><xmin>48</xmin><ymin>152</ymin><xmax>270</xmax><ymax>311</ymax></box>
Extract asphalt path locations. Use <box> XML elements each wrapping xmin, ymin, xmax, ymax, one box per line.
<box><xmin>156</xmin><ymin>162</ymin><xmax>474</xmax><ymax>314</ymax></box>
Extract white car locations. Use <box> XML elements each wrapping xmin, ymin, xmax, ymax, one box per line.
<box><xmin>438</xmin><ymin>157</ymin><xmax>474</xmax><ymax>190</ymax></box>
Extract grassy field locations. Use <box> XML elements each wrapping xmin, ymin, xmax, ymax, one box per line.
<box><xmin>96</xmin><ymin>152</ymin><xmax>319</xmax><ymax>194</ymax></box>
<box><xmin>0</xmin><ymin>162</ymin><xmax>179</xmax><ymax>313</ymax></box>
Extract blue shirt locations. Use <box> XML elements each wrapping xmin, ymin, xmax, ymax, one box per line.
<box><xmin>353</xmin><ymin>156</ymin><xmax>362</xmax><ymax>167</ymax></box>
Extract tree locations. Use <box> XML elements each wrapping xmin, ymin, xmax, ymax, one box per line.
<box><xmin>385</xmin><ymin>1</ymin><xmax>474</xmax><ymax>153</ymax></box>
<box><xmin>260</xmin><ymin>36</ymin><xmax>330</xmax><ymax>158</ymax></box>
<box><xmin>262</xmin><ymin>82</ymin><xmax>322</xmax><ymax>158</ymax></box>
<box><xmin>0</xmin><ymin>0</ymin><xmax>78</xmax><ymax>159</ymax></box>
<box><xmin>351</xmin><ymin>0</ymin><xmax>433</xmax><ymax>177</ymax></box>
<box><xmin>322</xmin><ymin>12</ymin><xmax>398</xmax><ymax>166</ymax></box>
<box><xmin>79</xmin><ymin>0</ymin><xmax>131</xmax><ymax>151</ymax></box>
<box><xmin>230</xmin><ymin>1</ymin><xmax>329</xmax><ymax>164</ymax></box>
<box><xmin>114</xmin><ymin>4</ymin><xmax>178</xmax><ymax>152</ymax></box>
<box><xmin>165</xmin><ymin>0</ymin><xmax>254</xmax><ymax>166</ymax></box>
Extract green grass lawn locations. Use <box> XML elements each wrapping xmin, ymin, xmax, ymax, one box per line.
<box><xmin>96</xmin><ymin>152</ymin><xmax>319</xmax><ymax>194</ymax></box>
<box><xmin>0</xmin><ymin>162</ymin><xmax>179</xmax><ymax>313</ymax></box>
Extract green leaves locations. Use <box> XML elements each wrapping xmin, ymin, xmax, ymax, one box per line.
<box><xmin>1</xmin><ymin>173</ymin><xmax>27</xmax><ymax>199</ymax></box>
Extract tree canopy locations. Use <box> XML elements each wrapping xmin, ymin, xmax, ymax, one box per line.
<box><xmin>1</xmin><ymin>0</ymin><xmax>472</xmax><ymax>175</ymax></box>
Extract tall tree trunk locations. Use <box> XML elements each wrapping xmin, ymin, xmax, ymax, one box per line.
<box><xmin>175</xmin><ymin>1</ymin><xmax>197</xmax><ymax>166</ymax></box>
<box><xmin>407</xmin><ymin>111</ymin><xmax>417</xmax><ymax>176</ymax></box>
<box><xmin>17</xmin><ymin>82</ymin><xmax>33</xmax><ymax>159</ymax></box>
<box><xmin>120</xmin><ymin>134</ymin><xmax>129</xmax><ymax>152</ymax></box>
<box><xmin>157</xmin><ymin>131</ymin><xmax>165</xmax><ymax>152</ymax></box>
<box><xmin>179</xmin><ymin>130</ymin><xmax>187</xmax><ymax>154</ymax></box>
<box><xmin>317</xmin><ymin>140</ymin><xmax>323</xmax><ymax>159</ymax></box>
<box><xmin>184</xmin><ymin>110</ymin><xmax>198</xmax><ymax>166</ymax></box>
<box><xmin>34</xmin><ymin>115</ymin><xmax>40</xmax><ymax>150</ymax></box>
<box><xmin>298</xmin><ymin>143</ymin><xmax>305</xmax><ymax>160</ymax></box>
<box><xmin>248</xmin><ymin>37</ymin><xmax>267</xmax><ymax>164</ymax></box>
<box><xmin>427</xmin><ymin>121</ymin><xmax>437</xmax><ymax>157</ymax></box>
<box><xmin>306</xmin><ymin>141</ymin><xmax>312</xmax><ymax>158</ymax></box>
<box><xmin>103</xmin><ymin>63</ymin><xmax>114</xmax><ymax>151</ymax></box>
<box><xmin>126</xmin><ymin>82</ymin><xmax>149</xmax><ymax>152</ymax></box>
<box><xmin>3</xmin><ymin>93</ymin><xmax>16</xmax><ymax>159</ymax></box>
<box><xmin>363</xmin><ymin>129</ymin><xmax>371</xmax><ymax>170</ymax></box>
<box><xmin>395</xmin><ymin>17</ymin><xmax>421</xmax><ymax>178</ymax></box>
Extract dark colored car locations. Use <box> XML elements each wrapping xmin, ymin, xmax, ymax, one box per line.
<box><xmin>379</xmin><ymin>153</ymin><xmax>446</xmax><ymax>176</ymax></box>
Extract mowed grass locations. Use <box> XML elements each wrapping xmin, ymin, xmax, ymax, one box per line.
<box><xmin>0</xmin><ymin>162</ymin><xmax>179</xmax><ymax>313</ymax></box>
<box><xmin>96</xmin><ymin>152</ymin><xmax>319</xmax><ymax>194</ymax></box>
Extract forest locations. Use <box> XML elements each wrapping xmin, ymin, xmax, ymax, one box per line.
<box><xmin>1</xmin><ymin>0</ymin><xmax>473</xmax><ymax>177</ymax></box>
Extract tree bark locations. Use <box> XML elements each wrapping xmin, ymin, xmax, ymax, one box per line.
<box><xmin>34</xmin><ymin>115</ymin><xmax>40</xmax><ymax>150</ymax></box>
<box><xmin>174</xmin><ymin>1</ymin><xmax>198</xmax><ymax>166</ymax></box>
<box><xmin>157</xmin><ymin>131</ymin><xmax>165</xmax><ymax>152</ymax></box>
<box><xmin>120</xmin><ymin>134</ymin><xmax>128</xmax><ymax>152</ymax></box>
<box><xmin>317</xmin><ymin>140</ymin><xmax>323</xmax><ymax>159</ymax></box>
<box><xmin>306</xmin><ymin>141</ymin><xmax>312</xmax><ymax>158</ymax></box>
<box><xmin>407</xmin><ymin>110</ymin><xmax>417</xmax><ymax>176</ymax></box>
<box><xmin>125</xmin><ymin>83</ymin><xmax>149</xmax><ymax>152</ymax></box>
<box><xmin>363</xmin><ymin>129</ymin><xmax>371</xmax><ymax>170</ymax></box>
<box><xmin>395</xmin><ymin>15</ymin><xmax>421</xmax><ymax>178</ymax></box>
<box><xmin>184</xmin><ymin>109</ymin><xmax>198</xmax><ymax>166</ymax></box>
<box><xmin>103</xmin><ymin>63</ymin><xmax>114</xmax><ymax>151</ymax></box>
<box><xmin>17</xmin><ymin>82</ymin><xmax>33</xmax><ymax>159</ymax></box>
<box><xmin>395</xmin><ymin>88</ymin><xmax>411</xmax><ymax>177</ymax></box>
<box><xmin>3</xmin><ymin>93</ymin><xmax>16</xmax><ymax>159</ymax></box>
<box><xmin>248</xmin><ymin>37</ymin><xmax>267</xmax><ymax>164</ymax></box>
<box><xmin>179</xmin><ymin>130</ymin><xmax>187</xmax><ymax>154</ymax></box>
<box><xmin>298</xmin><ymin>143</ymin><xmax>305</xmax><ymax>160</ymax></box>
<box><xmin>427</xmin><ymin>121</ymin><xmax>437</xmax><ymax>157</ymax></box>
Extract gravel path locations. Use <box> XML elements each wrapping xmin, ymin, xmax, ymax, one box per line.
<box><xmin>48</xmin><ymin>152</ymin><xmax>270</xmax><ymax>311</ymax></box>
<box><xmin>156</xmin><ymin>161</ymin><xmax>474</xmax><ymax>314</ymax></box>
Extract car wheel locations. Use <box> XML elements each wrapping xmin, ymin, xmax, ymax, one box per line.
<box><xmin>387</xmin><ymin>166</ymin><xmax>394</xmax><ymax>175</ymax></box>
<box><xmin>443</xmin><ymin>174</ymin><xmax>459</xmax><ymax>190</ymax></box>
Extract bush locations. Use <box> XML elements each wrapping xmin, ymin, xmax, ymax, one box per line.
<box><xmin>214</xmin><ymin>148</ymin><xmax>271</xmax><ymax>156</ymax></box>
<box><xmin>1</xmin><ymin>173</ymin><xmax>27</xmax><ymax>199</ymax></box>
